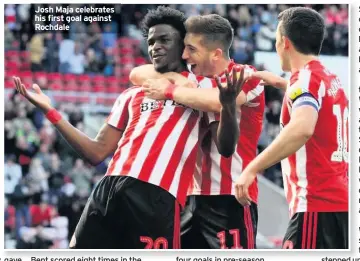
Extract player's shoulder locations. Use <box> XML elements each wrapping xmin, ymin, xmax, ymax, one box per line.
<box><xmin>288</xmin><ymin>62</ymin><xmax>329</xmax><ymax>100</ymax></box>
<box><xmin>123</xmin><ymin>85</ymin><xmax>143</xmax><ymax>95</ymax></box>
<box><xmin>243</xmin><ymin>64</ymin><xmax>257</xmax><ymax>73</ymax></box>
<box><xmin>186</xmin><ymin>71</ymin><xmax>215</xmax><ymax>89</ymax></box>
<box><xmin>115</xmin><ymin>86</ymin><xmax>142</xmax><ymax>101</ymax></box>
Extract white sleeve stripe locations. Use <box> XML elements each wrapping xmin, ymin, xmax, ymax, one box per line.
<box><xmin>246</xmin><ymin>84</ymin><xmax>264</xmax><ymax>102</ymax></box>
<box><xmin>298</xmin><ymin>68</ymin><xmax>312</xmax><ymax>92</ymax></box>
<box><xmin>244</xmin><ymin>65</ymin><xmax>255</xmax><ymax>74</ymax></box>
<box><xmin>317</xmin><ymin>81</ymin><xmax>326</xmax><ymax>108</ymax></box>
<box><xmin>108</xmin><ymin>89</ymin><xmax>138</xmax><ymax>126</ymax></box>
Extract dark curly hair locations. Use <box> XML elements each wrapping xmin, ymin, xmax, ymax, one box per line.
<box><xmin>141</xmin><ymin>6</ymin><xmax>186</xmax><ymax>39</ymax></box>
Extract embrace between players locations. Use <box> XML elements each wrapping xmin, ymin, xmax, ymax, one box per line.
<box><xmin>13</xmin><ymin>6</ymin><xmax>348</xmax><ymax>249</ymax></box>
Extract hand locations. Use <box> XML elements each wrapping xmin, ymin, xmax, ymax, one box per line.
<box><xmin>244</xmin><ymin>71</ymin><xmax>266</xmax><ymax>86</ymax></box>
<box><xmin>234</xmin><ymin>167</ymin><xmax>257</xmax><ymax>206</ymax></box>
<box><xmin>244</xmin><ymin>71</ymin><xmax>287</xmax><ymax>89</ymax></box>
<box><xmin>215</xmin><ymin>65</ymin><xmax>245</xmax><ymax>106</ymax></box>
<box><xmin>142</xmin><ymin>78</ymin><xmax>171</xmax><ymax>100</ymax></box>
<box><xmin>13</xmin><ymin>76</ymin><xmax>52</xmax><ymax>112</ymax></box>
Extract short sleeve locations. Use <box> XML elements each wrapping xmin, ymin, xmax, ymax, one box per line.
<box><xmin>234</xmin><ymin>65</ymin><xmax>264</xmax><ymax>105</ymax></box>
<box><xmin>106</xmin><ymin>90</ymin><xmax>133</xmax><ymax>130</ymax></box>
<box><xmin>288</xmin><ymin>69</ymin><xmax>325</xmax><ymax>112</ymax></box>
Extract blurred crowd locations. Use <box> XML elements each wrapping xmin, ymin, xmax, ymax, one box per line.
<box><xmin>4</xmin><ymin>4</ymin><xmax>348</xmax><ymax>248</ymax></box>
<box><xmin>4</xmin><ymin>91</ymin><xmax>110</xmax><ymax>248</ymax></box>
<box><xmin>5</xmin><ymin>4</ymin><xmax>348</xmax><ymax>71</ymax></box>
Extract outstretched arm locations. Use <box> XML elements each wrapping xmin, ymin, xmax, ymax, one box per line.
<box><xmin>130</xmin><ymin>64</ymin><xmax>247</xmax><ymax>112</ymax></box>
<box><xmin>129</xmin><ymin>64</ymin><xmax>195</xmax><ymax>88</ymax></box>
<box><xmin>248</xmin><ymin>71</ymin><xmax>288</xmax><ymax>90</ymax></box>
<box><xmin>13</xmin><ymin>77</ymin><xmax>123</xmax><ymax>166</ymax></box>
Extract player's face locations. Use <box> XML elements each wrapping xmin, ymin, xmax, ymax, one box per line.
<box><xmin>275</xmin><ymin>22</ymin><xmax>291</xmax><ymax>72</ymax></box>
<box><xmin>148</xmin><ymin>24</ymin><xmax>184</xmax><ymax>73</ymax></box>
<box><xmin>182</xmin><ymin>33</ymin><xmax>216</xmax><ymax>77</ymax></box>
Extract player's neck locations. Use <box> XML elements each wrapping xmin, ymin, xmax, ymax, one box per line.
<box><xmin>170</xmin><ymin>63</ymin><xmax>188</xmax><ymax>73</ymax></box>
<box><xmin>214</xmin><ymin>58</ymin><xmax>232</xmax><ymax>76</ymax></box>
<box><xmin>290</xmin><ymin>52</ymin><xmax>318</xmax><ymax>74</ymax></box>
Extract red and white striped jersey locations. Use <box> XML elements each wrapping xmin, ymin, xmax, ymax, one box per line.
<box><xmin>280</xmin><ymin>60</ymin><xmax>348</xmax><ymax>217</ymax></box>
<box><xmin>105</xmin><ymin>71</ymin><xmax>212</xmax><ymax>206</ymax></box>
<box><xmin>188</xmin><ymin>61</ymin><xmax>265</xmax><ymax>203</ymax></box>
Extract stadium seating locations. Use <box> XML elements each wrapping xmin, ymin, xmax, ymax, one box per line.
<box><xmin>4</xmin><ymin>37</ymin><xmax>148</xmax><ymax>106</ymax></box>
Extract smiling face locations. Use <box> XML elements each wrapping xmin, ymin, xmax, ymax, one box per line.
<box><xmin>182</xmin><ymin>33</ymin><xmax>219</xmax><ymax>77</ymax></box>
<box><xmin>147</xmin><ymin>24</ymin><xmax>184</xmax><ymax>73</ymax></box>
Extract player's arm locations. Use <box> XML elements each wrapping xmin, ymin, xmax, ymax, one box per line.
<box><xmin>207</xmin><ymin>67</ymin><xmax>246</xmax><ymax>157</ymax></box>
<box><xmin>170</xmin><ymin>83</ymin><xmax>246</xmax><ymax>113</ymax></box>
<box><xmin>129</xmin><ymin>64</ymin><xmax>160</xmax><ymax>86</ymax></box>
<box><xmin>209</xmin><ymin>119</ymin><xmax>238</xmax><ymax>158</ymax></box>
<box><xmin>13</xmin><ymin>77</ymin><xmax>123</xmax><ymax>166</ymax></box>
<box><xmin>129</xmin><ymin>64</ymin><xmax>196</xmax><ymax>88</ymax></box>
<box><xmin>131</xmin><ymin>64</ymin><xmax>247</xmax><ymax>112</ymax></box>
<box><xmin>143</xmin><ymin>78</ymin><xmax>247</xmax><ymax>112</ymax></box>
<box><xmin>236</xmin><ymin>96</ymin><xmax>319</xmax><ymax>204</ymax></box>
<box><xmin>248</xmin><ymin>71</ymin><xmax>288</xmax><ymax>90</ymax></box>
<box><xmin>243</xmin><ymin>74</ymin><xmax>323</xmax><ymax>173</ymax></box>
<box><xmin>234</xmin><ymin>76</ymin><xmax>323</xmax><ymax>205</ymax></box>
<box><xmin>244</xmin><ymin>103</ymin><xmax>318</xmax><ymax>172</ymax></box>
<box><xmin>53</xmin><ymin>122</ymin><xmax>122</xmax><ymax>166</ymax></box>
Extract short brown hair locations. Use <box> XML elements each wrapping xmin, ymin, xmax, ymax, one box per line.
<box><xmin>185</xmin><ymin>14</ymin><xmax>234</xmax><ymax>57</ymax></box>
<box><xmin>278</xmin><ymin>7</ymin><xmax>325</xmax><ymax>55</ymax></box>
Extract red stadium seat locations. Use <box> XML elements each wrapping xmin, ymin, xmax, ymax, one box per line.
<box><xmin>121</xmin><ymin>56</ymin><xmax>134</xmax><ymax>65</ymax></box>
<box><xmin>77</xmin><ymin>74</ymin><xmax>91</xmax><ymax>84</ymax></box>
<box><xmin>20</xmin><ymin>79</ymin><xmax>33</xmax><ymax>88</ymax></box>
<box><xmin>63</xmin><ymin>74</ymin><xmax>77</xmax><ymax>84</ymax></box>
<box><xmin>53</xmin><ymin>94</ymin><xmax>76</xmax><ymax>103</ymax></box>
<box><xmin>34</xmin><ymin>71</ymin><xmax>47</xmax><ymax>80</ymax></box>
<box><xmin>106</xmin><ymin>76</ymin><xmax>118</xmax><ymax>86</ymax></box>
<box><xmin>120</xmin><ymin>48</ymin><xmax>134</xmax><ymax>56</ymax></box>
<box><xmin>5</xmin><ymin>60</ymin><xmax>20</xmax><ymax>70</ymax></box>
<box><xmin>18</xmin><ymin>71</ymin><xmax>33</xmax><ymax>81</ymax></box>
<box><xmin>119</xmin><ymin>76</ymin><xmax>129</xmax><ymax>86</ymax></box>
<box><xmin>93</xmin><ymin>85</ymin><xmax>106</xmax><ymax>92</ymax></box>
<box><xmin>96</xmin><ymin>97</ymin><xmax>114</xmax><ymax>105</ymax></box>
<box><xmin>108</xmin><ymin>85</ymin><xmax>119</xmax><ymax>93</ymax></box>
<box><xmin>20</xmin><ymin>51</ymin><xmax>31</xmax><ymax>61</ymax></box>
<box><xmin>78</xmin><ymin>84</ymin><xmax>92</xmax><ymax>92</ymax></box>
<box><xmin>108</xmin><ymin>97</ymin><xmax>117</xmax><ymax>104</ymax></box>
<box><xmin>47</xmin><ymin>73</ymin><xmax>62</xmax><ymax>84</ymax></box>
<box><xmin>96</xmin><ymin>97</ymin><xmax>106</xmax><ymax>104</ymax></box>
<box><xmin>20</xmin><ymin>62</ymin><xmax>31</xmax><ymax>71</ymax></box>
<box><xmin>63</xmin><ymin>84</ymin><xmax>78</xmax><ymax>92</ymax></box>
<box><xmin>77</xmin><ymin>96</ymin><xmax>91</xmax><ymax>103</ymax></box>
<box><xmin>5</xmin><ymin>70</ymin><xmax>18</xmax><ymax>81</ymax></box>
<box><xmin>121</xmin><ymin>67</ymin><xmax>133</xmax><ymax>78</ymax></box>
<box><xmin>49</xmin><ymin>83</ymin><xmax>62</xmax><ymax>91</ymax></box>
<box><xmin>92</xmin><ymin>75</ymin><xmax>105</xmax><ymax>86</ymax></box>
<box><xmin>5</xmin><ymin>50</ymin><xmax>20</xmax><ymax>61</ymax></box>
<box><xmin>115</xmin><ymin>55</ymin><xmax>122</xmax><ymax>65</ymax></box>
<box><xmin>5</xmin><ymin>79</ymin><xmax>14</xmax><ymax>89</ymax></box>
<box><xmin>135</xmin><ymin>57</ymin><xmax>147</xmax><ymax>65</ymax></box>
<box><xmin>118</xmin><ymin>37</ymin><xmax>133</xmax><ymax>47</ymax></box>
